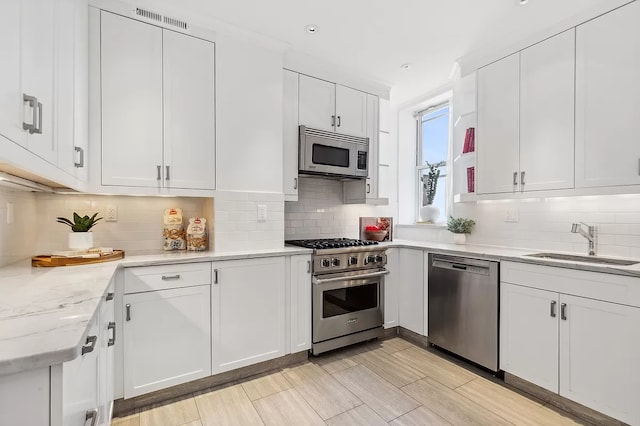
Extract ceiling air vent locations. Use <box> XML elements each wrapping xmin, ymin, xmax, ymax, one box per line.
<box><xmin>135</xmin><ymin>7</ymin><xmax>162</xmax><ymax>23</ymax></box>
<box><xmin>164</xmin><ymin>16</ymin><xmax>189</xmax><ymax>31</ymax></box>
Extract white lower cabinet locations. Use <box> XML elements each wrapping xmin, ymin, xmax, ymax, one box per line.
<box><xmin>212</xmin><ymin>257</ymin><xmax>286</xmax><ymax>374</ymax></box>
<box><xmin>500</xmin><ymin>263</ymin><xmax>640</xmax><ymax>425</ymax></box>
<box><xmin>123</xmin><ymin>285</ymin><xmax>211</xmax><ymax>398</ymax></box>
<box><xmin>383</xmin><ymin>248</ymin><xmax>399</xmax><ymax>329</ymax></box>
<box><xmin>397</xmin><ymin>248</ymin><xmax>426</xmax><ymax>335</ymax></box>
<box><xmin>288</xmin><ymin>254</ymin><xmax>312</xmax><ymax>353</ymax></box>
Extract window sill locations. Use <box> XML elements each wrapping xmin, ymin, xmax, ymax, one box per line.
<box><xmin>397</xmin><ymin>223</ymin><xmax>447</xmax><ymax>230</ymax></box>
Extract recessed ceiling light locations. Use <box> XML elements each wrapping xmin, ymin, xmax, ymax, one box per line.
<box><xmin>400</xmin><ymin>63</ymin><xmax>412</xmax><ymax>70</ymax></box>
<box><xmin>304</xmin><ymin>24</ymin><xmax>319</xmax><ymax>34</ymax></box>
<box><xmin>518</xmin><ymin>0</ymin><xmax>529</xmax><ymax>4</ymax></box>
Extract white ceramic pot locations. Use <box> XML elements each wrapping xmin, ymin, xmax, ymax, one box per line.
<box><xmin>452</xmin><ymin>233</ymin><xmax>466</xmax><ymax>245</ymax></box>
<box><xmin>419</xmin><ymin>204</ymin><xmax>440</xmax><ymax>223</ymax></box>
<box><xmin>68</xmin><ymin>232</ymin><xmax>94</xmax><ymax>250</ymax></box>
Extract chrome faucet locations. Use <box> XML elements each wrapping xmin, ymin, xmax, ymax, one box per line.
<box><xmin>571</xmin><ymin>222</ymin><xmax>597</xmax><ymax>256</ymax></box>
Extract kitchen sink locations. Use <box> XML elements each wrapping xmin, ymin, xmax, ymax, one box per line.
<box><xmin>525</xmin><ymin>252</ymin><xmax>639</xmax><ymax>266</ymax></box>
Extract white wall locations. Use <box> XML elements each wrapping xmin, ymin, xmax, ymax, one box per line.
<box><xmin>0</xmin><ymin>188</ymin><xmax>38</xmax><ymax>267</ymax></box>
<box><xmin>215</xmin><ymin>34</ymin><xmax>283</xmax><ymax>193</ymax></box>
<box><xmin>285</xmin><ymin>177</ymin><xmax>395</xmax><ymax>240</ymax></box>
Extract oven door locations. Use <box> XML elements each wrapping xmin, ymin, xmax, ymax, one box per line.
<box><xmin>312</xmin><ymin>269</ymin><xmax>387</xmax><ymax>344</ymax></box>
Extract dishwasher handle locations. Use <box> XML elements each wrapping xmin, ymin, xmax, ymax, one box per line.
<box><xmin>431</xmin><ymin>258</ymin><xmax>492</xmax><ymax>275</ymax></box>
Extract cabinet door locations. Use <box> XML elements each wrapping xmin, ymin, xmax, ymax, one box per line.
<box><xmin>163</xmin><ymin>30</ymin><xmax>215</xmax><ymax>190</ymax></box>
<box><xmin>559</xmin><ymin>295</ymin><xmax>640</xmax><ymax>425</ymax></box>
<box><xmin>383</xmin><ymin>248</ymin><xmax>399</xmax><ymax>329</ymax></box>
<box><xmin>335</xmin><ymin>84</ymin><xmax>367</xmax><ymax>137</ymax></box>
<box><xmin>365</xmin><ymin>93</ymin><xmax>379</xmax><ymax>199</ymax></box>
<box><xmin>101</xmin><ymin>11</ymin><xmax>163</xmax><ymax>187</ymax></box>
<box><xmin>289</xmin><ymin>255</ymin><xmax>311</xmax><ymax>353</ymax></box>
<box><xmin>22</xmin><ymin>0</ymin><xmax>56</xmax><ymax>164</ymax></box>
<box><xmin>575</xmin><ymin>1</ymin><xmax>640</xmax><ymax>188</ymax></box>
<box><xmin>520</xmin><ymin>30</ymin><xmax>575</xmax><ymax>191</ymax></box>
<box><xmin>398</xmin><ymin>248</ymin><xmax>425</xmax><ymax>335</ymax></box>
<box><xmin>0</xmin><ymin>1</ymin><xmax>24</xmax><ymax>146</ymax></box>
<box><xmin>500</xmin><ymin>283</ymin><xmax>558</xmax><ymax>393</ymax></box>
<box><xmin>123</xmin><ymin>285</ymin><xmax>211</xmax><ymax>398</ymax></box>
<box><xmin>212</xmin><ymin>257</ymin><xmax>286</xmax><ymax>374</ymax></box>
<box><xmin>98</xmin><ymin>283</ymin><xmax>115</xmax><ymax>425</ymax></box>
<box><xmin>283</xmin><ymin>69</ymin><xmax>299</xmax><ymax>200</ymax></box>
<box><xmin>63</xmin><ymin>318</ymin><xmax>100</xmax><ymax>426</ymax></box>
<box><xmin>477</xmin><ymin>53</ymin><xmax>520</xmax><ymax>194</ymax></box>
<box><xmin>298</xmin><ymin>75</ymin><xmax>335</xmax><ymax>132</ymax></box>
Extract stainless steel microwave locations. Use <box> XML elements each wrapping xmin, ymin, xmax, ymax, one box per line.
<box><xmin>298</xmin><ymin>126</ymin><xmax>369</xmax><ymax>179</ymax></box>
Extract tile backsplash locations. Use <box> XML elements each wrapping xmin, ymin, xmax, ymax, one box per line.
<box><xmin>285</xmin><ymin>177</ymin><xmax>394</xmax><ymax>240</ymax></box>
<box><xmin>34</xmin><ymin>193</ymin><xmax>211</xmax><ymax>256</ymax></box>
<box><xmin>0</xmin><ymin>188</ymin><xmax>38</xmax><ymax>267</ymax></box>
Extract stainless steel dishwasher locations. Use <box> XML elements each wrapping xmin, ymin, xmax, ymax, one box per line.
<box><xmin>428</xmin><ymin>253</ymin><xmax>499</xmax><ymax>372</ymax></box>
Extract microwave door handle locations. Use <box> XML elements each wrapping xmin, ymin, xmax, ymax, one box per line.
<box><xmin>313</xmin><ymin>270</ymin><xmax>389</xmax><ymax>285</ymax></box>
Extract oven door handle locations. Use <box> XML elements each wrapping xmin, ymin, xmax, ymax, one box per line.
<box><xmin>312</xmin><ymin>270</ymin><xmax>389</xmax><ymax>285</ymax></box>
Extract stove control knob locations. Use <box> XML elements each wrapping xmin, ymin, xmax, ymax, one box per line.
<box><xmin>331</xmin><ymin>258</ymin><xmax>340</xmax><ymax>267</ymax></box>
<box><xmin>375</xmin><ymin>255</ymin><xmax>384</xmax><ymax>263</ymax></box>
<box><xmin>348</xmin><ymin>256</ymin><xmax>358</xmax><ymax>266</ymax></box>
<box><xmin>321</xmin><ymin>258</ymin><xmax>331</xmax><ymax>268</ymax></box>
<box><xmin>365</xmin><ymin>255</ymin><xmax>376</xmax><ymax>265</ymax></box>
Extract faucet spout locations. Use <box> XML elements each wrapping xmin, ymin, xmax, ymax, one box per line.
<box><xmin>571</xmin><ymin>222</ymin><xmax>597</xmax><ymax>256</ymax></box>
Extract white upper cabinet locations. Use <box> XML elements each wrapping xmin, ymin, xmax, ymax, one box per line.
<box><xmin>101</xmin><ymin>11</ymin><xmax>163</xmax><ymax>188</ymax></box>
<box><xmin>520</xmin><ymin>30</ymin><xmax>575</xmax><ymax>191</ymax></box>
<box><xmin>283</xmin><ymin>69</ymin><xmax>299</xmax><ymax>200</ymax></box>
<box><xmin>99</xmin><ymin>10</ymin><xmax>215</xmax><ymax>191</ymax></box>
<box><xmin>298</xmin><ymin>75</ymin><xmax>335</xmax><ymax>133</ymax></box>
<box><xmin>0</xmin><ymin>1</ymin><xmax>25</xmax><ymax>146</ymax></box>
<box><xmin>575</xmin><ymin>1</ymin><xmax>640</xmax><ymax>188</ymax></box>
<box><xmin>478</xmin><ymin>30</ymin><xmax>575</xmax><ymax>195</ymax></box>
<box><xmin>477</xmin><ymin>53</ymin><xmax>520</xmax><ymax>194</ymax></box>
<box><xmin>162</xmin><ymin>29</ymin><xmax>215</xmax><ymax>190</ymax></box>
<box><xmin>335</xmin><ymin>84</ymin><xmax>368</xmax><ymax>137</ymax></box>
<box><xmin>298</xmin><ymin>75</ymin><xmax>367</xmax><ymax>137</ymax></box>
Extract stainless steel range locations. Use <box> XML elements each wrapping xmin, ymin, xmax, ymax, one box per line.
<box><xmin>285</xmin><ymin>238</ymin><xmax>388</xmax><ymax>355</ymax></box>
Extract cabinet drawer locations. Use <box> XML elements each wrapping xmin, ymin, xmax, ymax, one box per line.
<box><xmin>501</xmin><ymin>261</ymin><xmax>640</xmax><ymax>307</ymax></box>
<box><xmin>124</xmin><ymin>262</ymin><xmax>211</xmax><ymax>294</ymax></box>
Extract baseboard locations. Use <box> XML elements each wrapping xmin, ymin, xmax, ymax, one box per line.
<box><xmin>113</xmin><ymin>351</ymin><xmax>309</xmax><ymax>418</ymax></box>
<box><xmin>504</xmin><ymin>372</ymin><xmax>626</xmax><ymax>426</ymax></box>
<box><xmin>398</xmin><ymin>326</ymin><xmax>429</xmax><ymax>348</ymax></box>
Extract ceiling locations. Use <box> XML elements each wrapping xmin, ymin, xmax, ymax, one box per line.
<box><xmin>140</xmin><ymin>0</ymin><xmax>613</xmax><ymax>105</ymax></box>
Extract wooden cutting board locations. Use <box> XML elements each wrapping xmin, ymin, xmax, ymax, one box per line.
<box><xmin>32</xmin><ymin>250</ymin><xmax>125</xmax><ymax>267</ymax></box>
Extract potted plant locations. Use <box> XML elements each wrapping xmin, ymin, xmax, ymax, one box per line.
<box><xmin>419</xmin><ymin>160</ymin><xmax>445</xmax><ymax>223</ymax></box>
<box><xmin>56</xmin><ymin>212</ymin><xmax>103</xmax><ymax>250</ymax></box>
<box><xmin>447</xmin><ymin>216</ymin><xmax>475</xmax><ymax>244</ymax></box>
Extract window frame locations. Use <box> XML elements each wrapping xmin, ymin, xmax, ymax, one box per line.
<box><xmin>415</xmin><ymin>101</ymin><xmax>452</xmax><ymax>224</ymax></box>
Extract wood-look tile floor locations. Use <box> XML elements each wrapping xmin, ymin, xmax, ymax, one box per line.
<box><xmin>112</xmin><ymin>338</ymin><xmax>590</xmax><ymax>426</ymax></box>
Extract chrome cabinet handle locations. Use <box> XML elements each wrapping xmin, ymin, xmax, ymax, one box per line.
<box><xmin>157</xmin><ymin>165</ymin><xmax>161</xmax><ymax>180</ymax></box>
<box><xmin>513</xmin><ymin>171</ymin><xmax>518</xmax><ymax>187</ymax></box>
<box><xmin>550</xmin><ymin>300</ymin><xmax>557</xmax><ymax>318</ymax></box>
<box><xmin>35</xmin><ymin>101</ymin><xmax>43</xmax><ymax>134</ymax></box>
<box><xmin>331</xmin><ymin>115</ymin><xmax>335</xmax><ymax>127</ymax></box>
<box><xmin>126</xmin><ymin>303</ymin><xmax>131</xmax><ymax>321</ymax></box>
<box><xmin>521</xmin><ymin>171</ymin><xmax>525</xmax><ymax>186</ymax></box>
<box><xmin>337</xmin><ymin>116</ymin><xmax>341</xmax><ymax>127</ymax></box>
<box><xmin>166</xmin><ymin>165</ymin><xmax>170</xmax><ymax>180</ymax></box>
<box><xmin>85</xmin><ymin>408</ymin><xmax>98</xmax><ymax>426</ymax></box>
<box><xmin>294</xmin><ymin>177</ymin><xmax>298</xmax><ymax>190</ymax></box>
<box><xmin>214</xmin><ymin>269</ymin><xmax>219</xmax><ymax>284</ymax></box>
<box><xmin>161</xmin><ymin>274</ymin><xmax>180</xmax><ymax>280</ymax></box>
<box><xmin>108</xmin><ymin>321</ymin><xmax>116</xmax><ymax>347</ymax></box>
<box><xmin>22</xmin><ymin>94</ymin><xmax>37</xmax><ymax>134</ymax></box>
<box><xmin>74</xmin><ymin>147</ymin><xmax>84</xmax><ymax>168</ymax></box>
<box><xmin>306</xmin><ymin>260</ymin><xmax>311</xmax><ymax>273</ymax></box>
<box><xmin>366</xmin><ymin>183</ymin><xmax>371</xmax><ymax>194</ymax></box>
<box><xmin>81</xmin><ymin>335</ymin><xmax>98</xmax><ymax>355</ymax></box>
<box><xmin>638</xmin><ymin>159</ymin><xmax>639</xmax><ymax>176</ymax></box>
<box><xmin>106</xmin><ymin>292</ymin><xmax>114</xmax><ymax>301</ymax></box>
<box><xmin>560</xmin><ymin>303</ymin><xmax>567</xmax><ymax>321</ymax></box>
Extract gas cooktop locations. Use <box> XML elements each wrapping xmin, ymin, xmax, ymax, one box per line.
<box><xmin>285</xmin><ymin>238</ymin><xmax>378</xmax><ymax>250</ymax></box>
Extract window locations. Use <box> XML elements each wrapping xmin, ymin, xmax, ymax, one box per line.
<box><xmin>416</xmin><ymin>103</ymin><xmax>450</xmax><ymax>223</ymax></box>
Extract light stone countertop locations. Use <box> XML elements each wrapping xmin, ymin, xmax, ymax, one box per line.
<box><xmin>0</xmin><ymin>247</ymin><xmax>312</xmax><ymax>376</ymax></box>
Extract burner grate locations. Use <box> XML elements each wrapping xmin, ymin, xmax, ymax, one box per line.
<box><xmin>285</xmin><ymin>238</ymin><xmax>378</xmax><ymax>250</ymax></box>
